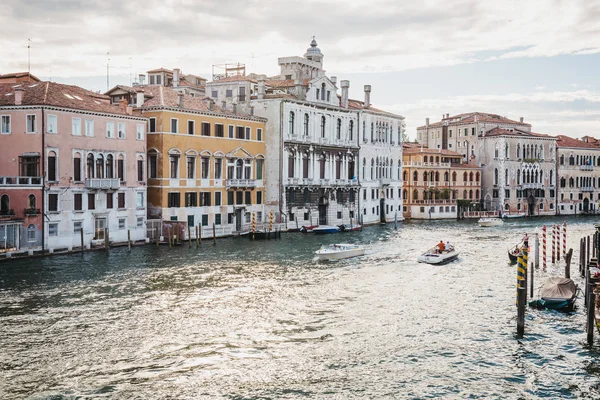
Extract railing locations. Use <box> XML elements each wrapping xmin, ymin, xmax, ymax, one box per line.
<box><xmin>86</xmin><ymin>178</ymin><xmax>121</xmax><ymax>190</ymax></box>
<box><xmin>24</xmin><ymin>208</ymin><xmax>40</xmax><ymax>215</ymax></box>
<box><xmin>333</xmin><ymin>179</ymin><xmax>359</xmax><ymax>186</ymax></box>
<box><xmin>580</xmin><ymin>186</ymin><xmax>594</xmax><ymax>192</ymax></box>
<box><xmin>226</xmin><ymin>179</ymin><xmax>256</xmax><ymax>188</ymax></box>
<box><xmin>580</xmin><ymin>165</ymin><xmax>594</xmax><ymax>171</ymax></box>
<box><xmin>0</xmin><ymin>176</ymin><xmax>42</xmax><ymax>186</ymax></box>
<box><xmin>412</xmin><ymin>200</ymin><xmax>455</xmax><ymax>205</ymax></box>
<box><xmin>319</xmin><ymin>137</ymin><xmax>328</xmax><ymax>145</ymax></box>
<box><xmin>522</xmin><ymin>183</ymin><xmax>543</xmax><ymax>189</ymax></box>
<box><xmin>0</xmin><ymin>209</ymin><xmax>15</xmax><ymax>217</ymax></box>
<box><xmin>402</xmin><ymin>162</ymin><xmax>451</xmax><ymax>168</ymax></box>
<box><xmin>379</xmin><ymin>178</ymin><xmax>391</xmax><ymax>185</ymax></box>
<box><xmin>464</xmin><ymin>211</ymin><xmax>500</xmax><ymax>218</ymax></box>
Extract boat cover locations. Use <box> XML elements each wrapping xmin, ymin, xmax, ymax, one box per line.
<box><xmin>540</xmin><ymin>277</ymin><xmax>577</xmax><ymax>300</ymax></box>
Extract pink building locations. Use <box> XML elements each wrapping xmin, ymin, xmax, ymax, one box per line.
<box><xmin>0</xmin><ymin>81</ymin><xmax>148</xmax><ymax>254</ymax></box>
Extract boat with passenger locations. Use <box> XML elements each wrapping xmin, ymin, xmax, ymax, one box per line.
<box><xmin>417</xmin><ymin>242</ymin><xmax>459</xmax><ymax>265</ymax></box>
<box><xmin>315</xmin><ymin>243</ymin><xmax>365</xmax><ymax>261</ymax></box>
<box><xmin>478</xmin><ymin>217</ymin><xmax>504</xmax><ymax>227</ymax></box>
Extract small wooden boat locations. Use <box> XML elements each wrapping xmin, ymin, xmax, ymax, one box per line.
<box><xmin>529</xmin><ymin>277</ymin><xmax>578</xmax><ymax>312</ymax></box>
<box><xmin>508</xmin><ymin>243</ymin><xmax>523</xmax><ymax>264</ymax></box>
<box><xmin>417</xmin><ymin>245</ymin><xmax>459</xmax><ymax>265</ymax></box>
<box><xmin>315</xmin><ymin>243</ymin><xmax>365</xmax><ymax>261</ymax></box>
<box><xmin>478</xmin><ymin>217</ymin><xmax>504</xmax><ymax>227</ymax></box>
<box><xmin>312</xmin><ymin>225</ymin><xmax>341</xmax><ymax>234</ymax></box>
<box><xmin>299</xmin><ymin>225</ymin><xmax>318</xmax><ymax>233</ymax></box>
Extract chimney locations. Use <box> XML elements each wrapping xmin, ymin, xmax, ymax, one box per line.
<box><xmin>208</xmin><ymin>99</ymin><xmax>213</xmax><ymax>111</ymax></box>
<box><xmin>340</xmin><ymin>80</ymin><xmax>350</xmax><ymax>108</ymax></box>
<box><xmin>138</xmin><ymin>74</ymin><xmax>146</xmax><ymax>85</ymax></box>
<box><xmin>446</xmin><ymin>113</ymin><xmax>449</xmax><ymax>119</ymax></box>
<box><xmin>177</xmin><ymin>92</ymin><xmax>184</xmax><ymax>108</ymax></box>
<box><xmin>221</xmin><ymin>101</ymin><xmax>227</xmax><ymax>110</ymax></box>
<box><xmin>232</xmin><ymin>103</ymin><xmax>237</xmax><ymax>114</ymax></box>
<box><xmin>520</xmin><ymin>117</ymin><xmax>524</xmax><ymax>123</ymax></box>
<box><xmin>249</xmin><ymin>105</ymin><xmax>255</xmax><ymax>116</ymax></box>
<box><xmin>14</xmin><ymin>87</ymin><xmax>24</xmax><ymax>105</ymax></box>
<box><xmin>258</xmin><ymin>74</ymin><xmax>266</xmax><ymax>100</ymax></box>
<box><xmin>331</xmin><ymin>76</ymin><xmax>337</xmax><ymax>85</ymax></box>
<box><xmin>426</xmin><ymin>117</ymin><xmax>430</xmax><ymax>127</ymax></box>
<box><xmin>295</xmin><ymin>79</ymin><xmax>305</xmax><ymax>101</ymax></box>
<box><xmin>119</xmin><ymin>99</ymin><xmax>127</xmax><ymax>112</ymax></box>
<box><xmin>474</xmin><ymin>115</ymin><xmax>478</xmax><ymax>123</ymax></box>
<box><xmin>173</xmin><ymin>68</ymin><xmax>180</xmax><ymax>88</ymax></box>
<box><xmin>364</xmin><ymin>85</ymin><xmax>371</xmax><ymax>108</ymax></box>
<box><xmin>136</xmin><ymin>90</ymin><xmax>145</xmax><ymax>107</ymax></box>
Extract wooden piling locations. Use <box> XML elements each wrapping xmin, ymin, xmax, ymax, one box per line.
<box><xmin>585</xmin><ymin>266</ymin><xmax>590</xmax><ymax>308</ymax></box>
<box><xmin>168</xmin><ymin>229</ymin><xmax>172</xmax><ymax>248</ymax></box>
<box><xmin>581</xmin><ymin>238</ymin><xmax>586</xmax><ymax>277</ymax></box>
<box><xmin>517</xmin><ymin>285</ymin><xmax>526</xmax><ymax>338</ymax></box>
<box><xmin>195</xmin><ymin>226</ymin><xmax>199</xmax><ymax>248</ymax></box>
<box><xmin>587</xmin><ymin>236</ymin><xmax>591</xmax><ymax>267</ymax></box>
<box><xmin>188</xmin><ymin>226</ymin><xmax>192</xmax><ymax>248</ymax></box>
<box><xmin>80</xmin><ymin>227</ymin><xmax>84</xmax><ymax>253</ymax></box>
<box><xmin>104</xmin><ymin>228</ymin><xmax>109</xmax><ymax>254</ymax></box>
<box><xmin>587</xmin><ymin>281</ymin><xmax>595</xmax><ymax>346</ymax></box>
<box><xmin>213</xmin><ymin>223</ymin><xmax>216</xmax><ymax>245</ymax></box>
<box><xmin>557</xmin><ymin>225</ymin><xmax>561</xmax><ymax>262</ymax></box>
<box><xmin>127</xmin><ymin>229</ymin><xmax>131</xmax><ymax>250</ymax></box>
<box><xmin>565</xmin><ymin>248</ymin><xmax>573</xmax><ymax>279</ymax></box>
<box><xmin>199</xmin><ymin>225</ymin><xmax>202</xmax><ymax>244</ymax></box>
<box><xmin>552</xmin><ymin>225</ymin><xmax>556</xmax><ymax>263</ymax></box>
<box><xmin>534</xmin><ymin>234</ymin><xmax>539</xmax><ymax>269</ymax></box>
<box><xmin>156</xmin><ymin>227</ymin><xmax>159</xmax><ymax>248</ymax></box>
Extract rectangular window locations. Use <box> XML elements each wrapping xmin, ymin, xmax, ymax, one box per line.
<box><xmin>227</xmin><ymin>191</ymin><xmax>234</xmax><ymax>205</ymax></box>
<box><xmin>48</xmin><ymin>193</ymin><xmax>58</xmax><ymax>212</ymax></box>
<box><xmin>149</xmin><ymin>154</ymin><xmax>157</xmax><ymax>179</ymax></box>
<box><xmin>106</xmin><ymin>122</ymin><xmax>115</xmax><ymax>138</ymax></box>
<box><xmin>211</xmin><ymin>90</ymin><xmax>218</xmax><ymax>98</ymax></box>
<box><xmin>202</xmin><ymin>215</ymin><xmax>209</xmax><ymax>226</ymax></box>
<box><xmin>215</xmin><ymin>213</ymin><xmax>222</xmax><ymax>225</ymax></box>
<box><xmin>149</xmin><ymin>118</ymin><xmax>156</xmax><ymax>133</ymax></box>
<box><xmin>187</xmin><ymin>157</ymin><xmax>195</xmax><ymax>179</ymax></box>
<box><xmin>256</xmin><ymin>159</ymin><xmax>263</xmax><ymax>180</ymax></box>
<box><xmin>170</xmin><ymin>155</ymin><xmax>179</xmax><ymax>179</ymax></box>
<box><xmin>88</xmin><ymin>193</ymin><xmax>95</xmax><ymax>210</ymax></box>
<box><xmin>118</xmin><ymin>122</ymin><xmax>125</xmax><ymax>139</ymax></box>
<box><xmin>215</xmin><ymin>191</ymin><xmax>222</xmax><ymax>206</ymax></box>
<box><xmin>149</xmin><ymin>75</ymin><xmax>155</xmax><ymax>84</ymax></box>
<box><xmin>27</xmin><ymin>114</ymin><xmax>37</xmax><ymax>133</ymax></box>
<box><xmin>74</xmin><ymin>193</ymin><xmax>83</xmax><ymax>211</ymax></box>
<box><xmin>136</xmin><ymin>192</ymin><xmax>144</xmax><ymax>208</ymax></box>
<box><xmin>245</xmin><ymin>191</ymin><xmax>251</xmax><ymax>205</ymax></box>
<box><xmin>119</xmin><ymin>218</ymin><xmax>126</xmax><ymax>230</ymax></box>
<box><xmin>245</xmin><ymin>127</ymin><xmax>251</xmax><ymax>140</ymax></box>
<box><xmin>1</xmin><ymin>115</ymin><xmax>11</xmax><ymax>134</ymax></box>
<box><xmin>228</xmin><ymin>125</ymin><xmax>234</xmax><ymax>138</ymax></box>
<box><xmin>118</xmin><ymin>192</ymin><xmax>125</xmax><ymax>208</ymax></box>
<box><xmin>137</xmin><ymin>123</ymin><xmax>145</xmax><ymax>140</ymax></box>
<box><xmin>137</xmin><ymin>217</ymin><xmax>144</xmax><ymax>227</ymax></box>
<box><xmin>257</xmin><ymin>191</ymin><xmax>262</xmax><ymax>205</ymax></box>
<box><xmin>106</xmin><ymin>193</ymin><xmax>113</xmax><ymax>209</ymax></box>
<box><xmin>117</xmin><ymin>159</ymin><xmax>124</xmax><ymax>181</ymax></box>
<box><xmin>73</xmin><ymin>221</ymin><xmax>82</xmax><ymax>234</ymax></box>
<box><xmin>236</xmin><ymin>191</ymin><xmax>243</xmax><ymax>205</ymax></box>
<box><xmin>48</xmin><ymin>154</ymin><xmax>57</xmax><ymax>181</ymax></box>
<box><xmin>187</xmin><ymin>215</ymin><xmax>195</xmax><ymax>227</ymax></box>
<box><xmin>200</xmin><ymin>192</ymin><xmax>211</xmax><ymax>206</ymax></box>
<box><xmin>214</xmin><ymin>159</ymin><xmax>222</xmax><ymax>179</ymax></box>
<box><xmin>226</xmin><ymin>89</ymin><xmax>233</xmax><ymax>98</ymax></box>
<box><xmin>215</xmin><ymin>124</ymin><xmax>224</xmax><ymax>137</ymax></box>
<box><xmin>71</xmin><ymin>117</ymin><xmax>81</xmax><ymax>135</ymax></box>
<box><xmin>185</xmin><ymin>192</ymin><xmax>197</xmax><ymax>207</ymax></box>
<box><xmin>171</xmin><ymin>118</ymin><xmax>178</xmax><ymax>133</ymax></box>
<box><xmin>49</xmin><ymin>223</ymin><xmax>58</xmax><ymax>237</ymax></box>
<box><xmin>47</xmin><ymin>114</ymin><xmax>57</xmax><ymax>133</ymax></box>
<box><xmin>201</xmin><ymin>157</ymin><xmax>210</xmax><ymax>179</ymax></box>
<box><xmin>236</xmin><ymin>126</ymin><xmax>244</xmax><ymax>139</ymax></box>
<box><xmin>202</xmin><ymin>122</ymin><xmax>211</xmax><ymax>136</ymax></box>
<box><xmin>188</xmin><ymin>120</ymin><xmax>195</xmax><ymax>135</ymax></box>
<box><xmin>257</xmin><ymin>128</ymin><xmax>263</xmax><ymax>141</ymax></box>
<box><xmin>168</xmin><ymin>192</ymin><xmax>180</xmax><ymax>208</ymax></box>
<box><xmin>137</xmin><ymin>159</ymin><xmax>144</xmax><ymax>182</ymax></box>
<box><xmin>85</xmin><ymin>119</ymin><xmax>94</xmax><ymax>137</ymax></box>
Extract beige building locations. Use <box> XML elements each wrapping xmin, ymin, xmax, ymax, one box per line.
<box><xmin>402</xmin><ymin>144</ymin><xmax>481</xmax><ymax>219</ymax></box>
<box><xmin>556</xmin><ymin>135</ymin><xmax>600</xmax><ymax>215</ymax></box>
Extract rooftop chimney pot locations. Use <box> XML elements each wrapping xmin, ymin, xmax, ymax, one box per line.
<box><xmin>520</xmin><ymin>117</ymin><xmax>524</xmax><ymax>123</ymax></box>
<box><xmin>364</xmin><ymin>85</ymin><xmax>371</xmax><ymax>109</ymax></box>
<box><xmin>173</xmin><ymin>68</ymin><xmax>180</xmax><ymax>88</ymax></box>
<box><xmin>258</xmin><ymin>74</ymin><xmax>266</xmax><ymax>100</ymax></box>
<box><xmin>136</xmin><ymin>90</ymin><xmax>145</xmax><ymax>107</ymax></box>
<box><xmin>331</xmin><ymin>76</ymin><xmax>337</xmax><ymax>85</ymax></box>
<box><xmin>340</xmin><ymin>80</ymin><xmax>350</xmax><ymax>109</ymax></box>
<box><xmin>177</xmin><ymin>92</ymin><xmax>184</xmax><ymax>108</ymax></box>
<box><xmin>426</xmin><ymin>117</ymin><xmax>430</xmax><ymax>127</ymax></box>
<box><xmin>119</xmin><ymin>99</ymin><xmax>128</xmax><ymax>112</ymax></box>
<box><xmin>14</xmin><ymin>87</ymin><xmax>24</xmax><ymax>105</ymax></box>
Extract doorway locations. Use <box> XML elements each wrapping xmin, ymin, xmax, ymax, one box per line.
<box><xmin>318</xmin><ymin>196</ymin><xmax>328</xmax><ymax>225</ymax></box>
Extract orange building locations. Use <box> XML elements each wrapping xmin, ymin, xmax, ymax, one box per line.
<box><xmin>402</xmin><ymin>144</ymin><xmax>481</xmax><ymax>219</ymax></box>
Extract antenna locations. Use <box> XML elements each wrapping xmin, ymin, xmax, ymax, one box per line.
<box><xmin>27</xmin><ymin>38</ymin><xmax>31</xmax><ymax>77</ymax></box>
<box><xmin>129</xmin><ymin>57</ymin><xmax>132</xmax><ymax>86</ymax></box>
<box><xmin>106</xmin><ymin>52</ymin><xmax>110</xmax><ymax>91</ymax></box>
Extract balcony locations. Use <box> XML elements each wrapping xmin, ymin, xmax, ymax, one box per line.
<box><xmin>580</xmin><ymin>165</ymin><xmax>594</xmax><ymax>171</ymax></box>
<box><xmin>226</xmin><ymin>179</ymin><xmax>256</xmax><ymax>188</ymax></box>
<box><xmin>581</xmin><ymin>186</ymin><xmax>594</xmax><ymax>192</ymax></box>
<box><xmin>86</xmin><ymin>178</ymin><xmax>121</xmax><ymax>190</ymax></box>
<box><xmin>522</xmin><ymin>183</ymin><xmax>543</xmax><ymax>189</ymax></box>
<box><xmin>379</xmin><ymin>178</ymin><xmax>391</xmax><ymax>186</ymax></box>
<box><xmin>319</xmin><ymin>137</ymin><xmax>328</xmax><ymax>145</ymax></box>
<box><xmin>402</xmin><ymin>161</ymin><xmax>451</xmax><ymax>168</ymax></box>
<box><xmin>24</xmin><ymin>208</ymin><xmax>41</xmax><ymax>216</ymax></box>
<box><xmin>0</xmin><ymin>209</ymin><xmax>15</xmax><ymax>218</ymax></box>
<box><xmin>0</xmin><ymin>176</ymin><xmax>42</xmax><ymax>186</ymax></box>
<box><xmin>334</xmin><ymin>179</ymin><xmax>359</xmax><ymax>186</ymax></box>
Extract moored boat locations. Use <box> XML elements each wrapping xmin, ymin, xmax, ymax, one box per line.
<box><xmin>315</xmin><ymin>243</ymin><xmax>365</xmax><ymax>261</ymax></box>
<box><xmin>529</xmin><ymin>277</ymin><xmax>578</xmax><ymax>312</ymax></box>
<box><xmin>478</xmin><ymin>217</ymin><xmax>504</xmax><ymax>227</ymax></box>
<box><xmin>312</xmin><ymin>225</ymin><xmax>341</xmax><ymax>234</ymax></box>
<box><xmin>339</xmin><ymin>224</ymin><xmax>362</xmax><ymax>232</ymax></box>
<box><xmin>417</xmin><ymin>245</ymin><xmax>459</xmax><ymax>265</ymax></box>
<box><xmin>508</xmin><ymin>243</ymin><xmax>523</xmax><ymax>264</ymax></box>
<box><xmin>503</xmin><ymin>213</ymin><xmax>526</xmax><ymax>219</ymax></box>
<box><xmin>299</xmin><ymin>225</ymin><xmax>318</xmax><ymax>233</ymax></box>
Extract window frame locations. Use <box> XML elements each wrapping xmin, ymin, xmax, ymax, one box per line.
<box><xmin>26</xmin><ymin>114</ymin><xmax>37</xmax><ymax>134</ymax></box>
<box><xmin>71</xmin><ymin>117</ymin><xmax>81</xmax><ymax>136</ymax></box>
<box><xmin>1</xmin><ymin>115</ymin><xmax>11</xmax><ymax>134</ymax></box>
<box><xmin>47</xmin><ymin>114</ymin><xmax>58</xmax><ymax>134</ymax></box>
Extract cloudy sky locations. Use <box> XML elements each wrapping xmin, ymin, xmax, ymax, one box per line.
<box><xmin>2</xmin><ymin>0</ymin><xmax>599</xmax><ymax>139</ymax></box>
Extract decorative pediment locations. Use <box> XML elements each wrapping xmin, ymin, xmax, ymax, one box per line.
<box><xmin>226</xmin><ymin>146</ymin><xmax>254</xmax><ymax>159</ymax></box>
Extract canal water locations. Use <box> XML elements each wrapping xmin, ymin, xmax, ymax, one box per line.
<box><xmin>1</xmin><ymin>216</ymin><xmax>600</xmax><ymax>399</ymax></box>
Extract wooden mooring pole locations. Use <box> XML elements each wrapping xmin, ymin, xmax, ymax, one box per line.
<box><xmin>196</xmin><ymin>226</ymin><xmax>199</xmax><ymax>248</ymax></box>
<box><xmin>156</xmin><ymin>227</ymin><xmax>159</xmax><ymax>248</ymax></box>
<box><xmin>565</xmin><ymin>248</ymin><xmax>573</xmax><ymax>279</ymax></box>
<box><xmin>188</xmin><ymin>225</ymin><xmax>192</xmax><ymax>248</ymax></box>
<box><xmin>517</xmin><ymin>249</ymin><xmax>527</xmax><ymax>338</ymax></box>
<box><xmin>127</xmin><ymin>229</ymin><xmax>131</xmax><ymax>250</ymax></box>
<box><xmin>80</xmin><ymin>227</ymin><xmax>84</xmax><ymax>253</ymax></box>
<box><xmin>104</xmin><ymin>228</ymin><xmax>109</xmax><ymax>254</ymax></box>
<box><xmin>213</xmin><ymin>223</ymin><xmax>216</xmax><ymax>245</ymax></box>
<box><xmin>587</xmin><ymin>280</ymin><xmax>596</xmax><ymax>346</ymax></box>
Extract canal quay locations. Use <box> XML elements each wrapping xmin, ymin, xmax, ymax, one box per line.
<box><xmin>1</xmin><ymin>216</ymin><xmax>600</xmax><ymax>399</ymax></box>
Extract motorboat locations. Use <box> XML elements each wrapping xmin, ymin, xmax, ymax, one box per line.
<box><xmin>478</xmin><ymin>217</ymin><xmax>504</xmax><ymax>227</ymax></box>
<box><xmin>417</xmin><ymin>245</ymin><xmax>459</xmax><ymax>265</ymax></box>
<box><xmin>299</xmin><ymin>225</ymin><xmax>318</xmax><ymax>233</ymax></box>
<box><xmin>503</xmin><ymin>213</ymin><xmax>526</xmax><ymax>219</ymax></box>
<box><xmin>529</xmin><ymin>277</ymin><xmax>578</xmax><ymax>312</ymax></box>
<box><xmin>315</xmin><ymin>243</ymin><xmax>365</xmax><ymax>261</ymax></box>
<box><xmin>312</xmin><ymin>225</ymin><xmax>341</xmax><ymax>234</ymax></box>
<box><xmin>339</xmin><ymin>224</ymin><xmax>362</xmax><ymax>232</ymax></box>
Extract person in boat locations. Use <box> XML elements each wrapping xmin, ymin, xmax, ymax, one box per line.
<box><xmin>437</xmin><ymin>240</ymin><xmax>445</xmax><ymax>253</ymax></box>
<box><xmin>523</xmin><ymin>233</ymin><xmax>529</xmax><ymax>248</ymax></box>
<box><xmin>445</xmin><ymin>241</ymin><xmax>452</xmax><ymax>251</ymax></box>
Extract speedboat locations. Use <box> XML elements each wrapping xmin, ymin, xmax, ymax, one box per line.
<box><xmin>417</xmin><ymin>245</ymin><xmax>459</xmax><ymax>265</ymax></box>
<box><xmin>503</xmin><ymin>213</ymin><xmax>526</xmax><ymax>219</ymax></box>
<box><xmin>299</xmin><ymin>225</ymin><xmax>318</xmax><ymax>233</ymax></box>
<box><xmin>529</xmin><ymin>277</ymin><xmax>578</xmax><ymax>312</ymax></box>
<box><xmin>478</xmin><ymin>217</ymin><xmax>504</xmax><ymax>227</ymax></box>
<box><xmin>312</xmin><ymin>225</ymin><xmax>341</xmax><ymax>234</ymax></box>
<box><xmin>315</xmin><ymin>243</ymin><xmax>365</xmax><ymax>261</ymax></box>
<box><xmin>339</xmin><ymin>224</ymin><xmax>362</xmax><ymax>232</ymax></box>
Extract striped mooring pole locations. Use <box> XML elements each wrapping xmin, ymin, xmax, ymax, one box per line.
<box><xmin>542</xmin><ymin>225</ymin><xmax>547</xmax><ymax>270</ymax></box>
<box><xmin>562</xmin><ymin>221</ymin><xmax>567</xmax><ymax>261</ymax></box>
<box><xmin>557</xmin><ymin>224</ymin><xmax>561</xmax><ymax>261</ymax></box>
<box><xmin>552</xmin><ymin>224</ymin><xmax>556</xmax><ymax>263</ymax></box>
<box><xmin>269</xmin><ymin>211</ymin><xmax>274</xmax><ymax>232</ymax></box>
<box><xmin>516</xmin><ymin>246</ymin><xmax>528</xmax><ymax>337</ymax></box>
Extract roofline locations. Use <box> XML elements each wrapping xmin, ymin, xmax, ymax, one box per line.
<box><xmin>139</xmin><ymin>105</ymin><xmax>267</xmax><ymax>122</ymax></box>
<box><xmin>0</xmin><ymin>104</ymin><xmax>147</xmax><ymax>121</ymax></box>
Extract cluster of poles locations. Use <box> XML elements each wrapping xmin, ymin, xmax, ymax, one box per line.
<box><xmin>580</xmin><ymin>227</ymin><xmax>600</xmax><ymax>345</ymax></box>
<box><xmin>541</xmin><ymin>222</ymin><xmax>567</xmax><ymax>269</ymax></box>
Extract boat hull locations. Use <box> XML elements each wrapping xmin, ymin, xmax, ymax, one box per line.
<box><xmin>417</xmin><ymin>250</ymin><xmax>459</xmax><ymax>265</ymax></box>
<box><xmin>508</xmin><ymin>251</ymin><xmax>518</xmax><ymax>264</ymax></box>
<box><xmin>313</xmin><ymin>225</ymin><xmax>341</xmax><ymax>234</ymax></box>
<box><xmin>315</xmin><ymin>244</ymin><xmax>365</xmax><ymax>261</ymax></box>
<box><xmin>478</xmin><ymin>218</ymin><xmax>503</xmax><ymax>227</ymax></box>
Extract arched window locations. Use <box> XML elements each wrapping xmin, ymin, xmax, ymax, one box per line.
<box><xmin>288</xmin><ymin>152</ymin><xmax>295</xmax><ymax>178</ymax></box>
<box><xmin>403</xmin><ymin>189</ymin><xmax>407</xmax><ymax>200</ymax></box>
<box><xmin>469</xmin><ymin>190</ymin><xmax>473</xmax><ymax>199</ymax></box>
<box><xmin>28</xmin><ymin>194</ymin><xmax>36</xmax><ymax>209</ymax></box>
<box><xmin>96</xmin><ymin>154</ymin><xmax>104</xmax><ymax>179</ymax></box>
<box><xmin>475</xmin><ymin>172</ymin><xmax>480</xmax><ymax>182</ymax></box>
<box><xmin>463</xmin><ymin>190</ymin><xmax>467</xmax><ymax>199</ymax></box>
<box><xmin>505</xmin><ymin>143</ymin><xmax>509</xmax><ymax>158</ymax></box>
<box><xmin>494</xmin><ymin>144</ymin><xmax>499</xmax><ymax>158</ymax></box>
<box><xmin>569</xmin><ymin>155</ymin><xmax>574</xmax><ymax>165</ymax></box>
<box><xmin>413</xmin><ymin>171</ymin><xmax>418</xmax><ymax>181</ymax></box>
<box><xmin>370</xmin><ymin>159</ymin><xmax>374</xmax><ymax>180</ymax></box>
<box><xmin>517</xmin><ymin>169</ymin><xmax>521</xmax><ymax>184</ymax></box>
<box><xmin>436</xmin><ymin>156</ymin><xmax>440</xmax><ymax>163</ymax></box>
<box><xmin>517</xmin><ymin>144</ymin><xmax>521</xmax><ymax>158</ymax></box>
<box><xmin>469</xmin><ymin>172</ymin><xmax>473</xmax><ymax>182</ymax></box>
<box><xmin>321</xmin><ymin>83</ymin><xmax>326</xmax><ymax>100</ymax></box>
<box><xmin>505</xmin><ymin>169</ymin><xmax>509</xmax><ymax>184</ymax></box>
<box><xmin>87</xmin><ymin>154</ymin><xmax>95</xmax><ymax>178</ymax></box>
<box><xmin>550</xmin><ymin>170</ymin><xmax>553</xmax><ymax>185</ymax></box>
<box><xmin>169</xmin><ymin>150</ymin><xmax>180</xmax><ymax>179</ymax></box>
<box><xmin>289</xmin><ymin>111</ymin><xmax>295</xmax><ymax>135</ymax></box>
<box><xmin>320</xmin><ymin>116</ymin><xmax>326</xmax><ymax>138</ymax></box>
<box><xmin>452</xmin><ymin>172</ymin><xmax>457</xmax><ymax>182</ymax></box>
<box><xmin>560</xmin><ymin>154</ymin><xmax>564</xmax><ymax>165</ymax></box>
<box><xmin>424</xmin><ymin>156</ymin><xmax>428</xmax><ymax>163</ymax></box>
<box><xmin>235</xmin><ymin>159</ymin><xmax>244</xmax><ymax>179</ymax></box>
<box><xmin>423</xmin><ymin>171</ymin><xmax>428</xmax><ymax>182</ymax></box>
<box><xmin>397</xmin><ymin>160</ymin><xmax>402</xmax><ymax>180</ymax></box>
<box><xmin>413</xmin><ymin>189</ymin><xmax>418</xmax><ymax>200</ymax></box>
<box><xmin>444</xmin><ymin>171</ymin><xmax>449</xmax><ymax>182</ymax></box>
<box><xmin>362</xmin><ymin>158</ymin><xmax>366</xmax><ymax>180</ymax></box>
<box><xmin>371</xmin><ymin>123</ymin><xmax>374</xmax><ymax>142</ymax></box>
<box><xmin>475</xmin><ymin>190</ymin><xmax>479</xmax><ymax>199</ymax></box>
<box><xmin>336</xmin><ymin>118</ymin><xmax>342</xmax><ymax>140</ymax></box>
<box><xmin>47</xmin><ymin>151</ymin><xmax>57</xmax><ymax>182</ymax></box>
<box><xmin>106</xmin><ymin>154</ymin><xmax>114</xmax><ymax>178</ymax></box>
<box><xmin>494</xmin><ymin>168</ymin><xmax>498</xmax><ymax>185</ymax></box>
<box><xmin>463</xmin><ymin>172</ymin><xmax>467</xmax><ymax>181</ymax></box>
<box><xmin>0</xmin><ymin>194</ymin><xmax>9</xmax><ymax>215</ymax></box>
<box><xmin>303</xmin><ymin>113</ymin><xmax>309</xmax><ymax>136</ymax></box>
<box><xmin>349</xmin><ymin>120</ymin><xmax>354</xmax><ymax>141</ymax></box>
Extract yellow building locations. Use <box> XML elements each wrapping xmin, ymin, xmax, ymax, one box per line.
<box><xmin>402</xmin><ymin>144</ymin><xmax>481</xmax><ymax>219</ymax></box>
<box><xmin>108</xmin><ymin>85</ymin><xmax>267</xmax><ymax>234</ymax></box>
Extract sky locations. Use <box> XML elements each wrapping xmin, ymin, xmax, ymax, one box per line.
<box><xmin>1</xmin><ymin>0</ymin><xmax>599</xmax><ymax>140</ymax></box>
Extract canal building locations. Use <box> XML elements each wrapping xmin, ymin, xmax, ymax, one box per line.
<box><xmin>206</xmin><ymin>38</ymin><xmax>404</xmax><ymax>227</ymax></box>
<box><xmin>0</xmin><ymin>80</ymin><xmax>148</xmax><ymax>254</ymax></box>
<box><xmin>555</xmin><ymin>135</ymin><xmax>600</xmax><ymax>215</ymax></box>
<box><xmin>401</xmin><ymin>144</ymin><xmax>481</xmax><ymax>219</ymax></box>
<box><xmin>416</xmin><ymin>112</ymin><xmax>557</xmax><ymax>216</ymax></box>
<box><xmin>109</xmin><ymin>84</ymin><xmax>268</xmax><ymax>234</ymax></box>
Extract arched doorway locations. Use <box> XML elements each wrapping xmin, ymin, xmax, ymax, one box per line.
<box><xmin>583</xmin><ymin>197</ymin><xmax>590</xmax><ymax>213</ymax></box>
<box><xmin>318</xmin><ymin>195</ymin><xmax>328</xmax><ymax>225</ymax></box>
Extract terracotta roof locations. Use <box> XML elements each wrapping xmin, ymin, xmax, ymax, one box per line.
<box><xmin>207</xmin><ymin>75</ymin><xmax>257</xmax><ymax>84</ymax></box>
<box><xmin>147</xmin><ymin>68</ymin><xmax>173</xmax><ymax>74</ymax></box>
<box><xmin>0</xmin><ymin>82</ymin><xmax>137</xmax><ymax>116</ymax></box>
<box><xmin>105</xmin><ymin>85</ymin><xmax>146</xmax><ymax>95</ymax></box>
<box><xmin>402</xmin><ymin>143</ymin><xmax>464</xmax><ymax>157</ymax></box>
<box><xmin>0</xmin><ymin>72</ymin><xmax>41</xmax><ymax>82</ymax></box>
<box><xmin>265</xmin><ymin>79</ymin><xmax>295</xmax><ymax>88</ymax></box>
<box><xmin>347</xmin><ymin>98</ymin><xmax>403</xmax><ymax>118</ymax></box>
<box><xmin>417</xmin><ymin>112</ymin><xmax>531</xmax><ymax>129</ymax></box>
<box><xmin>178</xmin><ymin>78</ymin><xmax>205</xmax><ymax>90</ymax></box>
<box><xmin>555</xmin><ymin>135</ymin><xmax>600</xmax><ymax>149</ymax></box>
<box><xmin>484</xmin><ymin>127</ymin><xmax>553</xmax><ymax>138</ymax></box>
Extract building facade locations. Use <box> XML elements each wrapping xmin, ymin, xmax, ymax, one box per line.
<box><xmin>556</xmin><ymin>135</ymin><xmax>600</xmax><ymax>215</ymax></box>
<box><xmin>402</xmin><ymin>145</ymin><xmax>481</xmax><ymax>219</ymax></box>
<box><xmin>0</xmin><ymin>81</ymin><xmax>147</xmax><ymax>253</ymax></box>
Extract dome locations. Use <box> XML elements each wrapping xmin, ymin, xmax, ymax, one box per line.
<box><xmin>306</xmin><ymin>36</ymin><xmax>322</xmax><ymax>55</ymax></box>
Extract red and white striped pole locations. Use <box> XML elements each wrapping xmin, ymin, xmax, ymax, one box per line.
<box><xmin>542</xmin><ymin>225</ymin><xmax>547</xmax><ymax>270</ymax></box>
<box><xmin>557</xmin><ymin>224</ymin><xmax>561</xmax><ymax>261</ymax></box>
<box><xmin>562</xmin><ymin>221</ymin><xmax>567</xmax><ymax>261</ymax></box>
<box><xmin>552</xmin><ymin>224</ymin><xmax>556</xmax><ymax>263</ymax></box>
